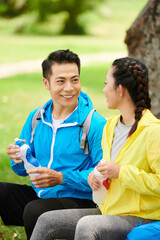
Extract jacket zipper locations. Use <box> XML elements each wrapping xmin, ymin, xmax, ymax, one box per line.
<box><xmin>102</xmin><ymin>125</ymin><xmax>145</xmax><ymax>214</ymax></box>
<box><xmin>48</xmin><ymin>122</ymin><xmax>78</xmax><ymax>169</ymax></box>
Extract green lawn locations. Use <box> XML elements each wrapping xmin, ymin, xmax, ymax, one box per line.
<box><xmin>0</xmin><ymin>0</ymin><xmax>148</xmax><ymax>238</ymax></box>
<box><xmin>0</xmin><ymin>63</ymin><xmax>119</xmax><ymax>180</ymax></box>
<box><xmin>0</xmin><ymin>0</ymin><xmax>148</xmax><ymax>64</ymax></box>
<box><xmin>0</xmin><ymin>63</ymin><xmax>119</xmax><ymax>239</ymax></box>
<box><xmin>0</xmin><ymin>35</ymin><xmax>127</xmax><ymax>64</ymax></box>
<box><xmin>0</xmin><ymin>63</ymin><xmax>118</xmax><ymax>156</ymax></box>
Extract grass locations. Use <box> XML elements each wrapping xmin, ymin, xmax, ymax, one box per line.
<box><xmin>0</xmin><ymin>0</ymin><xmax>148</xmax><ymax>238</ymax></box>
<box><xmin>0</xmin><ymin>62</ymin><xmax>119</xmax><ymax>183</ymax></box>
<box><xmin>0</xmin><ymin>35</ymin><xmax>127</xmax><ymax>64</ymax></box>
<box><xmin>0</xmin><ymin>62</ymin><xmax>120</xmax><ymax>239</ymax></box>
<box><xmin>0</xmin><ymin>220</ymin><xmax>26</xmax><ymax>240</ymax></box>
<box><xmin>0</xmin><ymin>63</ymin><xmax>118</xmax><ymax>155</ymax></box>
<box><xmin>0</xmin><ymin>0</ymin><xmax>148</xmax><ymax>64</ymax></box>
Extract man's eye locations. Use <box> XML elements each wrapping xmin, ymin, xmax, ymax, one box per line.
<box><xmin>57</xmin><ymin>80</ymin><xmax>64</xmax><ymax>83</ymax></box>
<box><xmin>73</xmin><ymin>78</ymin><xmax>79</xmax><ymax>82</ymax></box>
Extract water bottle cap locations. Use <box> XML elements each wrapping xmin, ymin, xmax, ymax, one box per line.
<box><xmin>15</xmin><ymin>139</ymin><xmax>24</xmax><ymax>147</ymax></box>
<box><xmin>26</xmin><ymin>148</ymin><xmax>40</xmax><ymax>167</ymax></box>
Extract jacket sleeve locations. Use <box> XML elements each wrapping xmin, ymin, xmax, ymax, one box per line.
<box><xmin>119</xmin><ymin>125</ymin><xmax>160</xmax><ymax>197</ymax></box>
<box><xmin>61</xmin><ymin>113</ymin><xmax>107</xmax><ymax>192</ymax></box>
<box><xmin>10</xmin><ymin>110</ymin><xmax>36</xmax><ymax>176</ymax></box>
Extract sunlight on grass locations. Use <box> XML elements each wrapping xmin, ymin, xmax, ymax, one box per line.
<box><xmin>0</xmin><ymin>0</ymin><xmax>148</xmax><ymax>64</ymax></box>
<box><xmin>0</xmin><ymin>218</ymin><xmax>26</xmax><ymax>240</ymax></box>
<box><xmin>0</xmin><ymin>35</ymin><xmax>126</xmax><ymax>64</ymax></box>
<box><xmin>0</xmin><ymin>1</ymin><xmax>148</xmax><ymax>237</ymax></box>
<box><xmin>0</xmin><ymin>63</ymin><xmax>120</xmax><ymax>240</ymax></box>
<box><xmin>0</xmin><ymin>63</ymin><xmax>119</xmax><ymax>157</ymax></box>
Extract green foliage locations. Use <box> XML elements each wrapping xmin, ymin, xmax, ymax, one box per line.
<box><xmin>0</xmin><ymin>0</ymin><xmax>27</xmax><ymax>17</ymax></box>
<box><xmin>27</xmin><ymin>0</ymin><xmax>106</xmax><ymax>34</ymax></box>
<box><xmin>0</xmin><ymin>0</ymin><xmax>149</xmax><ymax>37</ymax></box>
<box><xmin>0</xmin><ymin>0</ymin><xmax>149</xmax><ymax>237</ymax></box>
<box><xmin>1</xmin><ymin>0</ymin><xmax>106</xmax><ymax>34</ymax></box>
<box><xmin>56</xmin><ymin>0</ymin><xmax>105</xmax><ymax>34</ymax></box>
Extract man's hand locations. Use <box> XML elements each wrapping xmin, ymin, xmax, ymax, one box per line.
<box><xmin>6</xmin><ymin>140</ymin><xmax>26</xmax><ymax>164</ymax></box>
<box><xmin>28</xmin><ymin>167</ymin><xmax>63</xmax><ymax>188</ymax></box>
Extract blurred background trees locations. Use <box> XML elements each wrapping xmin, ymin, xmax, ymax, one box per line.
<box><xmin>0</xmin><ymin>0</ymin><xmax>106</xmax><ymax>34</ymax></box>
<box><xmin>0</xmin><ymin>1</ymin><xmax>151</xmax><ymax>238</ymax></box>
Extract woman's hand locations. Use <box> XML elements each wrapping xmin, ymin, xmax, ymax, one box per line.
<box><xmin>96</xmin><ymin>161</ymin><xmax>121</xmax><ymax>179</ymax></box>
<box><xmin>87</xmin><ymin>171</ymin><xmax>102</xmax><ymax>191</ymax></box>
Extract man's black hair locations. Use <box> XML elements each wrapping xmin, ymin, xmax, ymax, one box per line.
<box><xmin>42</xmin><ymin>49</ymin><xmax>81</xmax><ymax>80</ymax></box>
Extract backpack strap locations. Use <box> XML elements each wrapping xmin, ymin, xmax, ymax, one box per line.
<box><xmin>30</xmin><ymin>106</ymin><xmax>95</xmax><ymax>154</ymax></box>
<box><xmin>30</xmin><ymin>105</ymin><xmax>44</xmax><ymax>143</ymax></box>
<box><xmin>80</xmin><ymin>108</ymin><xmax>95</xmax><ymax>154</ymax></box>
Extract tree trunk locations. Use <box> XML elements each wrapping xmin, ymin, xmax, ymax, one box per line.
<box><xmin>125</xmin><ymin>0</ymin><xmax>160</xmax><ymax>117</ymax></box>
<box><xmin>62</xmin><ymin>13</ymin><xmax>85</xmax><ymax>35</ymax></box>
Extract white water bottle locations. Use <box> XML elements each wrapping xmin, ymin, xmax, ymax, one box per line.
<box><xmin>15</xmin><ymin>138</ymin><xmax>41</xmax><ymax>177</ymax></box>
<box><xmin>92</xmin><ymin>160</ymin><xmax>109</xmax><ymax>204</ymax></box>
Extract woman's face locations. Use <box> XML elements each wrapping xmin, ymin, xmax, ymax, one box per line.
<box><xmin>103</xmin><ymin>66</ymin><xmax>121</xmax><ymax>109</ymax></box>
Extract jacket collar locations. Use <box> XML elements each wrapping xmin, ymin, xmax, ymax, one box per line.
<box><xmin>106</xmin><ymin>110</ymin><xmax>160</xmax><ymax>148</ymax></box>
<box><xmin>137</xmin><ymin>109</ymin><xmax>160</xmax><ymax>127</ymax></box>
<box><xmin>41</xmin><ymin>91</ymin><xmax>93</xmax><ymax>125</ymax></box>
<box><xmin>107</xmin><ymin>109</ymin><xmax>160</xmax><ymax>130</ymax></box>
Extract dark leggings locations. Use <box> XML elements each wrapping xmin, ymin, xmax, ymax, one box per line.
<box><xmin>0</xmin><ymin>182</ymin><xmax>96</xmax><ymax>240</ymax></box>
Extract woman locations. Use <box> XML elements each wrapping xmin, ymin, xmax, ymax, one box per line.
<box><xmin>30</xmin><ymin>57</ymin><xmax>160</xmax><ymax>240</ymax></box>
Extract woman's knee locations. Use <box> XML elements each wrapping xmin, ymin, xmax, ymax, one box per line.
<box><xmin>36</xmin><ymin>211</ymin><xmax>51</xmax><ymax>228</ymax></box>
<box><xmin>75</xmin><ymin>215</ymin><xmax>99</xmax><ymax>239</ymax></box>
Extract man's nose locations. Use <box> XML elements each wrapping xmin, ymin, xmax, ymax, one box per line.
<box><xmin>64</xmin><ymin>81</ymin><xmax>74</xmax><ymax>91</ymax></box>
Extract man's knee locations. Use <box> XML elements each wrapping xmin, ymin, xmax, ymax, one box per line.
<box><xmin>23</xmin><ymin>200</ymin><xmax>40</xmax><ymax>223</ymax></box>
<box><xmin>23</xmin><ymin>200</ymin><xmax>44</xmax><ymax>238</ymax></box>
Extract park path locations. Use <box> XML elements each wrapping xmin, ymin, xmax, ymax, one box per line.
<box><xmin>0</xmin><ymin>51</ymin><xmax>127</xmax><ymax>79</ymax></box>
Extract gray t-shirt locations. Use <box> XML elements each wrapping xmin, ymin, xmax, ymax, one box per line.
<box><xmin>111</xmin><ymin>118</ymin><xmax>133</xmax><ymax>162</ymax></box>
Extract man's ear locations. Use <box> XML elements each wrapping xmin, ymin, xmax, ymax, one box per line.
<box><xmin>43</xmin><ymin>78</ymin><xmax>50</xmax><ymax>90</ymax></box>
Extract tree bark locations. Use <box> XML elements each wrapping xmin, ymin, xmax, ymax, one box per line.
<box><xmin>125</xmin><ymin>0</ymin><xmax>160</xmax><ymax>117</ymax></box>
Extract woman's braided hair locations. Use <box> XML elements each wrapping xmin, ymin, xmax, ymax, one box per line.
<box><xmin>112</xmin><ymin>57</ymin><xmax>151</xmax><ymax>137</ymax></box>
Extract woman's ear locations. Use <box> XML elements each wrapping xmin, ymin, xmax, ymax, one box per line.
<box><xmin>117</xmin><ymin>84</ymin><xmax>125</xmax><ymax>97</ymax></box>
<box><xmin>43</xmin><ymin>78</ymin><xmax>50</xmax><ymax>90</ymax></box>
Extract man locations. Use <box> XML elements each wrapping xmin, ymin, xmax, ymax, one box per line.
<box><xmin>1</xmin><ymin>49</ymin><xmax>106</xmax><ymax>239</ymax></box>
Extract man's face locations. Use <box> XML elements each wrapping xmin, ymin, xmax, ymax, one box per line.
<box><xmin>43</xmin><ymin>63</ymin><xmax>81</xmax><ymax>111</ymax></box>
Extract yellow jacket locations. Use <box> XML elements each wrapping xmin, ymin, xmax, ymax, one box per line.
<box><xmin>99</xmin><ymin>110</ymin><xmax>160</xmax><ymax>220</ymax></box>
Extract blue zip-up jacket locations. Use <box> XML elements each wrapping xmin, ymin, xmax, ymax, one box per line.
<box><xmin>11</xmin><ymin>91</ymin><xmax>107</xmax><ymax>200</ymax></box>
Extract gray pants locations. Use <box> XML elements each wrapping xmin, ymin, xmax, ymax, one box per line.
<box><xmin>30</xmin><ymin>208</ymin><xmax>155</xmax><ymax>240</ymax></box>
